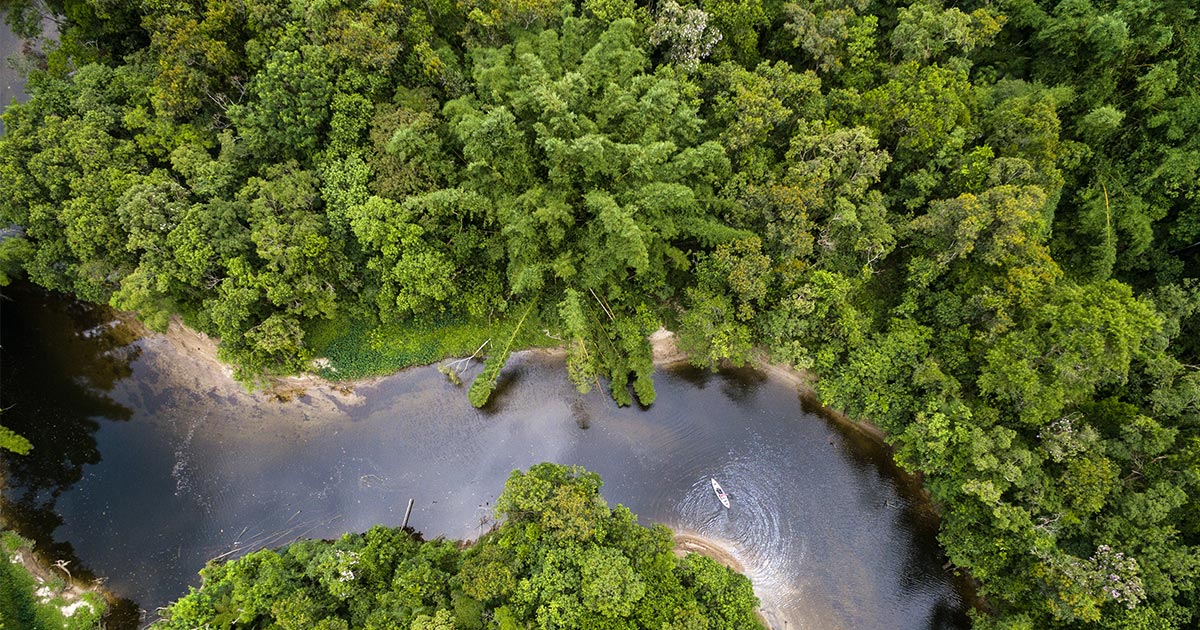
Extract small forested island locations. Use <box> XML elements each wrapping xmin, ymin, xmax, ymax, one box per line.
<box><xmin>0</xmin><ymin>0</ymin><xmax>1197</xmax><ymax>629</ymax></box>
<box><xmin>154</xmin><ymin>464</ymin><xmax>762</xmax><ymax>630</ymax></box>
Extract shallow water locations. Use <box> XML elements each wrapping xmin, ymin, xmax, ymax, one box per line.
<box><xmin>0</xmin><ymin>284</ymin><xmax>971</xmax><ymax>629</ymax></box>
<box><xmin>1</xmin><ymin>13</ymin><xmax>31</xmax><ymax>134</ymax></box>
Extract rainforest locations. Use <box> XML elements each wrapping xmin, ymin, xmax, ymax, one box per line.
<box><xmin>0</xmin><ymin>0</ymin><xmax>1197</xmax><ymax>628</ymax></box>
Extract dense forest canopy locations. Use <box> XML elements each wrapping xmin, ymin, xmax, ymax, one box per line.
<box><xmin>154</xmin><ymin>464</ymin><xmax>764</xmax><ymax>630</ymax></box>
<box><xmin>0</xmin><ymin>0</ymin><xmax>1197</xmax><ymax>628</ymax></box>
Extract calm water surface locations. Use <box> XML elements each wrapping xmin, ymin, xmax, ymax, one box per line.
<box><xmin>0</xmin><ymin>284</ymin><xmax>972</xmax><ymax>629</ymax></box>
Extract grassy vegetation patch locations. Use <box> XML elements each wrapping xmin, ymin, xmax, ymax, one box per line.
<box><xmin>0</xmin><ymin>531</ymin><xmax>105</xmax><ymax>630</ymax></box>
<box><xmin>304</xmin><ymin>312</ymin><xmax>559</xmax><ymax>381</ymax></box>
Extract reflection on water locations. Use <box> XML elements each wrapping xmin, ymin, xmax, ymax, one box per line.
<box><xmin>0</xmin><ymin>286</ymin><xmax>137</xmax><ymax>564</ymax></box>
<box><xmin>0</xmin><ymin>285</ymin><xmax>971</xmax><ymax>630</ymax></box>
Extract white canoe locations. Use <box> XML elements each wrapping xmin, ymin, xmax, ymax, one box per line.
<box><xmin>711</xmin><ymin>477</ymin><xmax>730</xmax><ymax>509</ymax></box>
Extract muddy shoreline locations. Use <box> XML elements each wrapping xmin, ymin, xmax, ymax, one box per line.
<box><xmin>144</xmin><ymin>317</ymin><xmax>891</xmax><ymax>438</ymax></box>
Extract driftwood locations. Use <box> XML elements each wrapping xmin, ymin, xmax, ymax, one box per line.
<box><xmin>438</xmin><ymin>338</ymin><xmax>491</xmax><ymax>385</ymax></box>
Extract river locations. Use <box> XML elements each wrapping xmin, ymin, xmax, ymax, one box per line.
<box><xmin>0</xmin><ymin>283</ymin><xmax>974</xmax><ymax>629</ymax></box>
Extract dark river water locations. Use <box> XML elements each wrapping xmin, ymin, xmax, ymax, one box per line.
<box><xmin>0</xmin><ymin>283</ymin><xmax>974</xmax><ymax>629</ymax></box>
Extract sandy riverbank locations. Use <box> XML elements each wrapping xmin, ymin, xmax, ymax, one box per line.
<box><xmin>138</xmin><ymin>319</ymin><xmax>692</xmax><ymax>399</ymax></box>
<box><xmin>673</xmin><ymin>533</ymin><xmax>785</xmax><ymax>629</ymax></box>
<box><xmin>673</xmin><ymin>532</ymin><xmax>746</xmax><ymax>573</ymax></box>
<box><xmin>128</xmin><ymin>315</ymin><xmax>370</xmax><ymax>416</ymax></box>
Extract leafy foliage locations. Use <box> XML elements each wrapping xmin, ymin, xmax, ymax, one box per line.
<box><xmin>0</xmin><ymin>423</ymin><xmax>33</xmax><ymax>455</ymax></box>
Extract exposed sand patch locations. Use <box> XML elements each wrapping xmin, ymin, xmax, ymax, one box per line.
<box><xmin>649</xmin><ymin>327</ymin><xmax>689</xmax><ymax>365</ymax></box>
<box><xmin>128</xmin><ymin>316</ymin><xmax>368</xmax><ymax>423</ymax></box>
<box><xmin>673</xmin><ymin>532</ymin><xmax>746</xmax><ymax>573</ymax></box>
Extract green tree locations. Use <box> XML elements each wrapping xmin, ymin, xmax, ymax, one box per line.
<box><xmin>141</xmin><ymin>0</ymin><xmax>245</xmax><ymax>121</ymax></box>
<box><xmin>679</xmin><ymin>237</ymin><xmax>771</xmax><ymax>369</ymax></box>
<box><xmin>890</xmin><ymin>0</ymin><xmax>1005</xmax><ymax>66</ymax></box>
<box><xmin>435</xmin><ymin>17</ymin><xmax>733</xmax><ymax>404</ymax></box>
<box><xmin>781</xmin><ymin>0</ymin><xmax>878</xmax><ymax>81</ymax></box>
<box><xmin>228</xmin><ymin>32</ymin><xmax>334</xmax><ymax>160</ymax></box>
<box><xmin>702</xmin><ymin>0</ymin><xmax>768</xmax><ymax>65</ymax></box>
<box><xmin>348</xmin><ymin>196</ymin><xmax>456</xmax><ymax>321</ymax></box>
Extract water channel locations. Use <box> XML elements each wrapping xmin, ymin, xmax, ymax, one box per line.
<box><xmin>0</xmin><ymin>284</ymin><xmax>973</xmax><ymax>629</ymax></box>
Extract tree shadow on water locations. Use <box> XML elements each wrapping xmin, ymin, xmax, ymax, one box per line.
<box><xmin>474</xmin><ymin>362</ymin><xmax>526</xmax><ymax>416</ymax></box>
<box><xmin>0</xmin><ymin>283</ymin><xmax>142</xmax><ymax>626</ymax></box>
<box><xmin>570</xmin><ymin>395</ymin><xmax>591</xmax><ymax>429</ymax></box>
<box><xmin>668</xmin><ymin>363</ymin><xmax>715</xmax><ymax>389</ymax></box>
<box><xmin>716</xmin><ymin>365</ymin><xmax>767</xmax><ymax>403</ymax></box>
<box><xmin>667</xmin><ymin>362</ymin><xmax>767</xmax><ymax>404</ymax></box>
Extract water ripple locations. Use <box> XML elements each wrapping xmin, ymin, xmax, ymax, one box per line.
<box><xmin>673</xmin><ymin>448</ymin><xmax>803</xmax><ymax>625</ymax></box>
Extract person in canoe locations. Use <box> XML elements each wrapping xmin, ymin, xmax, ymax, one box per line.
<box><xmin>711</xmin><ymin>477</ymin><xmax>730</xmax><ymax>508</ymax></box>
